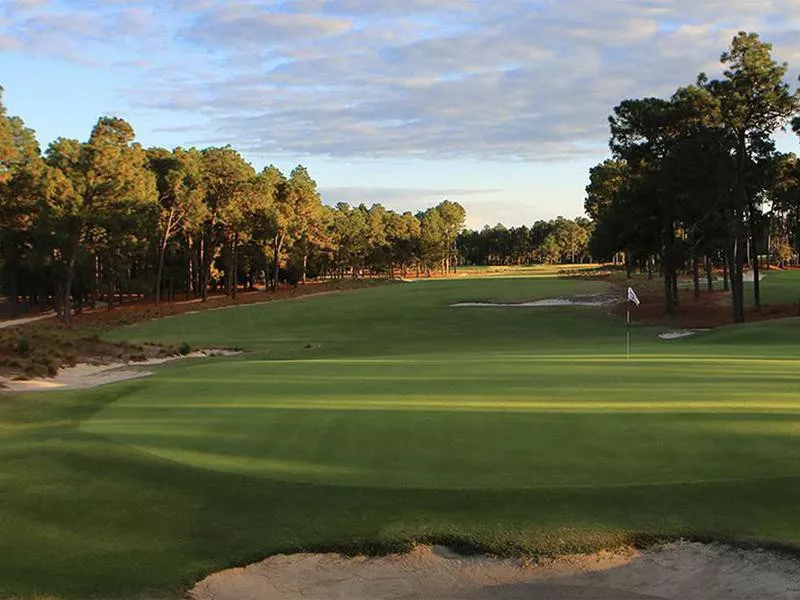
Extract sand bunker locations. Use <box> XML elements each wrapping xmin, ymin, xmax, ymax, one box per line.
<box><xmin>658</xmin><ymin>329</ymin><xmax>711</xmax><ymax>340</ymax></box>
<box><xmin>742</xmin><ymin>271</ymin><xmax>767</xmax><ymax>283</ymax></box>
<box><xmin>659</xmin><ymin>331</ymin><xmax>696</xmax><ymax>340</ymax></box>
<box><xmin>189</xmin><ymin>541</ymin><xmax>800</xmax><ymax>600</ymax></box>
<box><xmin>0</xmin><ymin>349</ymin><xmax>239</xmax><ymax>392</ymax></box>
<box><xmin>452</xmin><ymin>297</ymin><xmax>613</xmax><ymax>308</ymax></box>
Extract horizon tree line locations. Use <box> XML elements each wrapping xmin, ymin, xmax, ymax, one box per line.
<box><xmin>0</xmin><ymin>92</ymin><xmax>466</xmax><ymax>322</ymax></box>
<box><xmin>457</xmin><ymin>217</ymin><xmax>594</xmax><ymax>266</ymax></box>
<box><xmin>586</xmin><ymin>31</ymin><xmax>800</xmax><ymax>323</ymax></box>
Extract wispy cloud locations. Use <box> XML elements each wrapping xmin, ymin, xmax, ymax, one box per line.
<box><xmin>2</xmin><ymin>0</ymin><xmax>799</xmax><ymax>161</ymax></box>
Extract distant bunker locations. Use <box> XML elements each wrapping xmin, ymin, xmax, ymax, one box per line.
<box><xmin>451</xmin><ymin>296</ymin><xmax>613</xmax><ymax>308</ymax></box>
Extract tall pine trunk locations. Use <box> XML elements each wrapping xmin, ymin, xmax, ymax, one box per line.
<box><xmin>156</xmin><ymin>207</ymin><xmax>176</xmax><ymax>306</ymax></box>
<box><xmin>106</xmin><ymin>264</ymin><xmax>115</xmax><ymax>311</ymax></box>
<box><xmin>749</xmin><ymin>206</ymin><xmax>761</xmax><ymax>310</ymax></box>
<box><xmin>186</xmin><ymin>236</ymin><xmax>193</xmax><ymax>301</ymax></box>
<box><xmin>728</xmin><ymin>230</ymin><xmax>746</xmax><ymax>324</ymax></box>
<box><xmin>272</xmin><ymin>232</ymin><xmax>284</xmax><ymax>292</ymax></box>
<box><xmin>232</xmin><ymin>233</ymin><xmax>239</xmax><ymax>300</ymax></box>
<box><xmin>663</xmin><ymin>264</ymin><xmax>674</xmax><ymax>316</ymax></box>
<box><xmin>671</xmin><ymin>266</ymin><xmax>679</xmax><ymax>308</ymax></box>
<box><xmin>59</xmin><ymin>250</ymin><xmax>77</xmax><ymax>324</ymax></box>
<box><xmin>662</xmin><ymin>228</ymin><xmax>675</xmax><ymax>316</ymax></box>
<box><xmin>8</xmin><ymin>261</ymin><xmax>19</xmax><ymax>315</ymax></box>
<box><xmin>722</xmin><ymin>252</ymin><xmax>729</xmax><ymax>291</ymax></box>
<box><xmin>200</xmin><ymin>231</ymin><xmax>210</xmax><ymax>302</ymax></box>
<box><xmin>224</xmin><ymin>233</ymin><xmax>233</xmax><ymax>297</ymax></box>
<box><xmin>625</xmin><ymin>249</ymin><xmax>632</xmax><ymax>279</ymax></box>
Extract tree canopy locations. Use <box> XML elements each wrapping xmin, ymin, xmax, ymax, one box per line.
<box><xmin>0</xmin><ymin>94</ymin><xmax>469</xmax><ymax>319</ymax></box>
<box><xmin>586</xmin><ymin>31</ymin><xmax>800</xmax><ymax>322</ymax></box>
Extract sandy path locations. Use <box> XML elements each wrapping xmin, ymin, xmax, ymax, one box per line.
<box><xmin>188</xmin><ymin>542</ymin><xmax>800</xmax><ymax>600</ymax></box>
<box><xmin>0</xmin><ymin>311</ymin><xmax>56</xmax><ymax>329</ymax></box>
<box><xmin>0</xmin><ymin>349</ymin><xmax>240</xmax><ymax>392</ymax></box>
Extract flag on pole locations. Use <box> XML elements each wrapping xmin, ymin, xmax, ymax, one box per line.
<box><xmin>627</xmin><ymin>287</ymin><xmax>640</xmax><ymax>307</ymax></box>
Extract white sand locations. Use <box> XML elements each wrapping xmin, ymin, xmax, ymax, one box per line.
<box><xmin>742</xmin><ymin>271</ymin><xmax>767</xmax><ymax>283</ymax></box>
<box><xmin>0</xmin><ymin>349</ymin><xmax>240</xmax><ymax>392</ymax></box>
<box><xmin>658</xmin><ymin>329</ymin><xmax>711</xmax><ymax>340</ymax></box>
<box><xmin>452</xmin><ymin>297</ymin><xmax>613</xmax><ymax>308</ymax></box>
<box><xmin>659</xmin><ymin>331</ymin><xmax>696</xmax><ymax>340</ymax></box>
<box><xmin>189</xmin><ymin>541</ymin><xmax>800</xmax><ymax>600</ymax></box>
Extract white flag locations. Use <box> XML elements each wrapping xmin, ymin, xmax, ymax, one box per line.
<box><xmin>627</xmin><ymin>287</ymin><xmax>640</xmax><ymax>307</ymax></box>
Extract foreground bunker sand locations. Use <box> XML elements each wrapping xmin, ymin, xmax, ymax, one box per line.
<box><xmin>189</xmin><ymin>541</ymin><xmax>800</xmax><ymax>600</ymax></box>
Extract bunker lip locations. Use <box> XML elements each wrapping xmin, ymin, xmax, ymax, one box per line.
<box><xmin>451</xmin><ymin>295</ymin><xmax>615</xmax><ymax>308</ymax></box>
<box><xmin>188</xmin><ymin>540</ymin><xmax>800</xmax><ymax>600</ymax></box>
<box><xmin>0</xmin><ymin>349</ymin><xmax>240</xmax><ymax>392</ymax></box>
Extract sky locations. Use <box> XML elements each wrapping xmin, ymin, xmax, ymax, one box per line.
<box><xmin>2</xmin><ymin>0</ymin><xmax>800</xmax><ymax>228</ymax></box>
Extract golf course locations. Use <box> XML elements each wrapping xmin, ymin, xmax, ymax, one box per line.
<box><xmin>2</xmin><ymin>270</ymin><xmax>800</xmax><ymax>598</ymax></box>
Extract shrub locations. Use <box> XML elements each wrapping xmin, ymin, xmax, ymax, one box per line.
<box><xmin>178</xmin><ymin>342</ymin><xmax>192</xmax><ymax>356</ymax></box>
<box><xmin>16</xmin><ymin>338</ymin><xmax>30</xmax><ymax>355</ymax></box>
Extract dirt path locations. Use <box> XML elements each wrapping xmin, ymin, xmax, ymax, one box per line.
<box><xmin>188</xmin><ymin>542</ymin><xmax>800</xmax><ymax>600</ymax></box>
<box><xmin>0</xmin><ymin>311</ymin><xmax>56</xmax><ymax>329</ymax></box>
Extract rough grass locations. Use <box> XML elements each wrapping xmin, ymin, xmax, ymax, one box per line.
<box><xmin>3</xmin><ymin>274</ymin><xmax>800</xmax><ymax>598</ymax></box>
<box><xmin>746</xmin><ymin>268</ymin><xmax>800</xmax><ymax>306</ymax></box>
<box><xmin>0</xmin><ymin>279</ymin><xmax>385</xmax><ymax>381</ymax></box>
<box><xmin>0</xmin><ymin>326</ymin><xmax>170</xmax><ymax>380</ymax></box>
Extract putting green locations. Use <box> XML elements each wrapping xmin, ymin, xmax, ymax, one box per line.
<box><xmin>85</xmin><ymin>275</ymin><xmax>800</xmax><ymax>489</ymax></box>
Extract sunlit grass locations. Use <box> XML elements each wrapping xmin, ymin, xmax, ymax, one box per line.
<box><xmin>745</xmin><ymin>268</ymin><xmax>800</xmax><ymax>305</ymax></box>
<box><xmin>87</xmin><ymin>275</ymin><xmax>800</xmax><ymax>490</ymax></box>
<box><xmin>3</xmin><ymin>272</ymin><xmax>800</xmax><ymax>597</ymax></box>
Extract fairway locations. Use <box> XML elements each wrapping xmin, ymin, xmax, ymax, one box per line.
<box><xmin>84</xmin><ymin>355</ymin><xmax>800</xmax><ymax>489</ymax></box>
<box><xmin>86</xmin><ymin>275</ymin><xmax>800</xmax><ymax>490</ymax></box>
<box><xmin>4</xmin><ymin>273</ymin><xmax>800</xmax><ymax>598</ymax></box>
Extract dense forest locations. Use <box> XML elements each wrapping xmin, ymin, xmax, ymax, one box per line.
<box><xmin>457</xmin><ymin>217</ymin><xmax>594</xmax><ymax>265</ymax></box>
<box><xmin>0</xmin><ymin>92</ymin><xmax>467</xmax><ymax>321</ymax></box>
<box><xmin>586</xmin><ymin>31</ymin><xmax>800</xmax><ymax>322</ymax></box>
<box><xmin>4</xmin><ymin>31</ymin><xmax>799</xmax><ymax>326</ymax></box>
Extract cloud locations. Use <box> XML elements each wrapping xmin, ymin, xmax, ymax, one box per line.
<box><xmin>0</xmin><ymin>34</ymin><xmax>19</xmax><ymax>50</ymax></box>
<box><xmin>183</xmin><ymin>6</ymin><xmax>352</xmax><ymax>50</ymax></box>
<box><xmin>4</xmin><ymin>0</ymin><xmax>800</xmax><ymax>161</ymax></box>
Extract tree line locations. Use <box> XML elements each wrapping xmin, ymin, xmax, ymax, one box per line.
<box><xmin>457</xmin><ymin>217</ymin><xmax>594</xmax><ymax>266</ymax></box>
<box><xmin>586</xmin><ymin>31</ymin><xmax>800</xmax><ymax>323</ymax></box>
<box><xmin>0</xmin><ymin>92</ymin><xmax>466</xmax><ymax>321</ymax></box>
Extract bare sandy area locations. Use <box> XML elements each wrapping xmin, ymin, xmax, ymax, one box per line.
<box><xmin>452</xmin><ymin>296</ymin><xmax>614</xmax><ymax>308</ymax></box>
<box><xmin>0</xmin><ymin>349</ymin><xmax>240</xmax><ymax>392</ymax></box>
<box><xmin>658</xmin><ymin>329</ymin><xmax>712</xmax><ymax>340</ymax></box>
<box><xmin>0</xmin><ymin>311</ymin><xmax>56</xmax><ymax>329</ymax></box>
<box><xmin>188</xmin><ymin>541</ymin><xmax>800</xmax><ymax>600</ymax></box>
<box><xmin>742</xmin><ymin>271</ymin><xmax>767</xmax><ymax>282</ymax></box>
